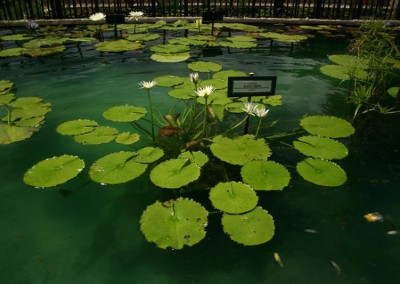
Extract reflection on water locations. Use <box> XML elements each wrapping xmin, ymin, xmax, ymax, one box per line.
<box><xmin>0</xmin><ymin>26</ymin><xmax>399</xmax><ymax>284</ymax></box>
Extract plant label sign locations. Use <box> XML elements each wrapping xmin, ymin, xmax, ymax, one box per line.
<box><xmin>228</xmin><ymin>76</ymin><xmax>277</xmax><ymax>97</ymax></box>
<box><xmin>106</xmin><ymin>14</ymin><xmax>126</xmax><ymax>24</ymax></box>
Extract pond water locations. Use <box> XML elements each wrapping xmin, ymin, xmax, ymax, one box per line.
<box><xmin>1</xmin><ymin>24</ymin><xmax>400</xmax><ymax>284</ymax></box>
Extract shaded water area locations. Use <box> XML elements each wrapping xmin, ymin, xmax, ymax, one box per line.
<box><xmin>1</xmin><ymin>25</ymin><xmax>400</xmax><ymax>283</ymax></box>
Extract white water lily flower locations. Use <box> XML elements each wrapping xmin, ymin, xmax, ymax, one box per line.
<box><xmin>139</xmin><ymin>81</ymin><xmax>157</xmax><ymax>89</ymax></box>
<box><xmin>129</xmin><ymin>11</ymin><xmax>144</xmax><ymax>21</ymax></box>
<box><xmin>195</xmin><ymin>19</ymin><xmax>202</xmax><ymax>28</ymax></box>
<box><xmin>89</xmin><ymin>12</ymin><xmax>106</xmax><ymax>22</ymax></box>
<box><xmin>255</xmin><ymin>106</ymin><xmax>270</xmax><ymax>118</ymax></box>
<box><xmin>190</xmin><ymin>72</ymin><xmax>200</xmax><ymax>84</ymax></box>
<box><xmin>242</xmin><ymin>101</ymin><xmax>258</xmax><ymax>115</ymax></box>
<box><xmin>195</xmin><ymin>85</ymin><xmax>215</xmax><ymax>97</ymax></box>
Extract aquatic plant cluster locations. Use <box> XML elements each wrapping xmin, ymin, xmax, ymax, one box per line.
<box><xmin>3</xmin><ymin>17</ymin><xmax>398</xmax><ymax>249</ymax></box>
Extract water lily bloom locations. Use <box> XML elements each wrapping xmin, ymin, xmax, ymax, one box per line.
<box><xmin>25</xmin><ymin>20</ymin><xmax>39</xmax><ymax>30</ymax></box>
<box><xmin>196</xmin><ymin>85</ymin><xmax>215</xmax><ymax>97</ymax></box>
<box><xmin>255</xmin><ymin>106</ymin><xmax>270</xmax><ymax>118</ymax></box>
<box><xmin>190</xmin><ymin>72</ymin><xmax>200</xmax><ymax>85</ymax></box>
<box><xmin>242</xmin><ymin>101</ymin><xmax>258</xmax><ymax>115</ymax></box>
<box><xmin>195</xmin><ymin>19</ymin><xmax>202</xmax><ymax>28</ymax></box>
<box><xmin>129</xmin><ymin>11</ymin><xmax>144</xmax><ymax>21</ymax></box>
<box><xmin>89</xmin><ymin>12</ymin><xmax>106</xmax><ymax>21</ymax></box>
<box><xmin>139</xmin><ymin>81</ymin><xmax>157</xmax><ymax>89</ymax></box>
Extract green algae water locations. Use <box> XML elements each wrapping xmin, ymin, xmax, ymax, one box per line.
<box><xmin>1</xmin><ymin>25</ymin><xmax>400</xmax><ymax>284</ymax></box>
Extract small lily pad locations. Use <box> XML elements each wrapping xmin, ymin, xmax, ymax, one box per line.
<box><xmin>259</xmin><ymin>32</ymin><xmax>308</xmax><ymax>43</ymax></box>
<box><xmin>23</xmin><ymin>155</ymin><xmax>85</xmax><ymax>188</ymax></box>
<box><xmin>133</xmin><ymin>147</ymin><xmax>164</xmax><ymax>163</ymax></box>
<box><xmin>23</xmin><ymin>37</ymin><xmax>67</xmax><ymax>48</ymax></box>
<box><xmin>178</xmin><ymin>151</ymin><xmax>209</xmax><ymax>167</ymax></box>
<box><xmin>56</xmin><ymin>119</ymin><xmax>99</xmax><ymax>136</ymax></box>
<box><xmin>213</xmin><ymin>70</ymin><xmax>246</xmax><ymax>81</ymax></box>
<box><xmin>293</xmin><ymin>135</ymin><xmax>348</xmax><ymax>160</ymax></box>
<box><xmin>140</xmin><ymin>198</ymin><xmax>208</xmax><ymax>249</ymax></box>
<box><xmin>296</xmin><ymin>158</ymin><xmax>347</xmax><ymax>187</ymax></box>
<box><xmin>151</xmin><ymin>52</ymin><xmax>190</xmax><ymax>63</ymax></box>
<box><xmin>153</xmin><ymin>75</ymin><xmax>185</xmax><ymax>87</ymax></box>
<box><xmin>300</xmin><ymin>116</ymin><xmax>355</xmax><ymax>138</ymax></box>
<box><xmin>0</xmin><ymin>80</ymin><xmax>14</xmax><ymax>93</ymax></box>
<box><xmin>115</xmin><ymin>132</ymin><xmax>140</xmax><ymax>145</ymax></box>
<box><xmin>187</xmin><ymin>61</ymin><xmax>222</xmax><ymax>72</ymax></box>
<box><xmin>0</xmin><ymin>34</ymin><xmax>34</xmax><ymax>41</ymax></box>
<box><xmin>21</xmin><ymin>45</ymin><xmax>66</xmax><ymax>57</ymax></box>
<box><xmin>0</xmin><ymin>48</ymin><xmax>23</xmax><ymax>57</ymax></box>
<box><xmin>210</xmin><ymin>182</ymin><xmax>258</xmax><ymax>214</ymax></box>
<box><xmin>0</xmin><ymin>125</ymin><xmax>38</xmax><ymax>144</ymax></box>
<box><xmin>74</xmin><ymin>126</ymin><xmax>118</xmax><ymax>144</ymax></box>
<box><xmin>168</xmin><ymin>88</ymin><xmax>195</xmax><ymax>100</ymax></box>
<box><xmin>126</xmin><ymin>33</ymin><xmax>160</xmax><ymax>42</ymax></box>
<box><xmin>222</xmin><ymin>206</ymin><xmax>275</xmax><ymax>246</ymax></box>
<box><xmin>219</xmin><ymin>40</ymin><xmax>257</xmax><ymax>49</ymax></box>
<box><xmin>103</xmin><ymin>105</ymin><xmax>147</xmax><ymax>122</ymax></box>
<box><xmin>95</xmin><ymin>39</ymin><xmax>144</xmax><ymax>52</ymax></box>
<box><xmin>387</xmin><ymin>87</ymin><xmax>399</xmax><ymax>98</ymax></box>
<box><xmin>150</xmin><ymin>44</ymin><xmax>190</xmax><ymax>54</ymax></box>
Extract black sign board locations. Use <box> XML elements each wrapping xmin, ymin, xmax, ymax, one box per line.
<box><xmin>227</xmin><ymin>76</ymin><xmax>277</xmax><ymax>98</ymax></box>
<box><xmin>202</xmin><ymin>11</ymin><xmax>224</xmax><ymax>24</ymax></box>
<box><xmin>106</xmin><ymin>14</ymin><xmax>126</xmax><ymax>24</ymax></box>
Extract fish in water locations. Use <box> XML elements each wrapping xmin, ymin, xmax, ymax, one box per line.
<box><xmin>304</xmin><ymin>229</ymin><xmax>319</xmax><ymax>234</ymax></box>
<box><xmin>330</xmin><ymin>260</ymin><xmax>342</xmax><ymax>275</ymax></box>
<box><xmin>364</xmin><ymin>212</ymin><xmax>384</xmax><ymax>222</ymax></box>
<box><xmin>387</xmin><ymin>230</ymin><xmax>398</xmax><ymax>235</ymax></box>
<box><xmin>273</xmin><ymin>252</ymin><xmax>284</xmax><ymax>268</ymax></box>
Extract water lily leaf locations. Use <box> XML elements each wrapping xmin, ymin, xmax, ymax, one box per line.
<box><xmin>263</xmin><ymin>95</ymin><xmax>282</xmax><ymax>106</ymax></box>
<box><xmin>293</xmin><ymin>135</ymin><xmax>348</xmax><ymax>160</ymax></box>
<box><xmin>225</xmin><ymin>101</ymin><xmax>246</xmax><ymax>113</ymax></box>
<box><xmin>115</xmin><ymin>132</ymin><xmax>140</xmax><ymax>145</ymax></box>
<box><xmin>187</xmin><ymin>61</ymin><xmax>222</xmax><ymax>72</ymax></box>
<box><xmin>178</xmin><ymin>151</ymin><xmax>208</xmax><ymax>167</ymax></box>
<box><xmin>210</xmin><ymin>135</ymin><xmax>271</xmax><ymax>165</ymax></box>
<box><xmin>328</xmin><ymin>54</ymin><xmax>368</xmax><ymax>67</ymax></box>
<box><xmin>150</xmin><ymin>158</ymin><xmax>201</xmax><ymax>188</ymax></box>
<box><xmin>297</xmin><ymin>158</ymin><xmax>347</xmax><ymax>187</ymax></box>
<box><xmin>210</xmin><ymin>182</ymin><xmax>258</xmax><ymax>214</ymax></box>
<box><xmin>140</xmin><ymin>198</ymin><xmax>208</xmax><ymax>249</ymax></box>
<box><xmin>222</xmin><ymin>206</ymin><xmax>275</xmax><ymax>246</ymax></box>
<box><xmin>21</xmin><ymin>45</ymin><xmax>66</xmax><ymax>57</ymax></box>
<box><xmin>103</xmin><ymin>105</ymin><xmax>147</xmax><ymax>122</ymax></box>
<box><xmin>213</xmin><ymin>70</ymin><xmax>246</xmax><ymax>80</ymax></box>
<box><xmin>13</xmin><ymin>116</ymin><xmax>44</xmax><ymax>127</ymax></box>
<box><xmin>320</xmin><ymin>64</ymin><xmax>367</xmax><ymax>80</ymax></box>
<box><xmin>153</xmin><ymin>75</ymin><xmax>185</xmax><ymax>87</ymax></box>
<box><xmin>199</xmin><ymin>78</ymin><xmax>226</xmax><ymax>90</ymax></box>
<box><xmin>259</xmin><ymin>32</ymin><xmax>308</xmax><ymax>42</ymax></box>
<box><xmin>219</xmin><ymin>40</ymin><xmax>257</xmax><ymax>49</ymax></box>
<box><xmin>9</xmin><ymin>103</ymin><xmax>51</xmax><ymax>121</ymax></box>
<box><xmin>23</xmin><ymin>155</ymin><xmax>85</xmax><ymax>188</ymax></box>
<box><xmin>56</xmin><ymin>119</ymin><xmax>99</xmax><ymax>135</ymax></box>
<box><xmin>300</xmin><ymin>116</ymin><xmax>355</xmax><ymax>138</ymax></box>
<box><xmin>150</xmin><ymin>44</ymin><xmax>190</xmax><ymax>54</ymax></box>
<box><xmin>95</xmin><ymin>39</ymin><xmax>144</xmax><ymax>52</ymax></box>
<box><xmin>168</xmin><ymin>87</ymin><xmax>195</xmax><ymax>100</ymax></box>
<box><xmin>133</xmin><ymin>147</ymin><xmax>164</xmax><ymax>163</ymax></box>
<box><xmin>74</xmin><ymin>126</ymin><xmax>118</xmax><ymax>144</ymax></box>
<box><xmin>0</xmin><ymin>34</ymin><xmax>34</xmax><ymax>41</ymax></box>
<box><xmin>151</xmin><ymin>52</ymin><xmax>190</xmax><ymax>63</ymax></box>
<box><xmin>387</xmin><ymin>87</ymin><xmax>399</xmax><ymax>98</ymax></box>
<box><xmin>89</xmin><ymin>151</ymin><xmax>147</xmax><ymax>184</ymax></box>
<box><xmin>23</xmin><ymin>37</ymin><xmax>68</xmax><ymax>48</ymax></box>
<box><xmin>0</xmin><ymin>48</ymin><xmax>23</xmax><ymax>57</ymax></box>
<box><xmin>0</xmin><ymin>125</ymin><xmax>38</xmax><ymax>144</ymax></box>
<box><xmin>0</xmin><ymin>80</ymin><xmax>14</xmax><ymax>93</ymax></box>
<box><xmin>218</xmin><ymin>23</ymin><xmax>264</xmax><ymax>32</ymax></box>
<box><xmin>241</xmin><ymin>160</ymin><xmax>291</xmax><ymax>191</ymax></box>
<box><xmin>168</xmin><ymin>37</ymin><xmax>207</xmax><ymax>46</ymax></box>
<box><xmin>126</xmin><ymin>33</ymin><xmax>160</xmax><ymax>42</ymax></box>
<box><xmin>0</xmin><ymin>93</ymin><xmax>15</xmax><ymax>104</ymax></box>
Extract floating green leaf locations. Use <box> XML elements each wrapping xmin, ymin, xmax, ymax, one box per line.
<box><xmin>168</xmin><ymin>37</ymin><xmax>207</xmax><ymax>46</ymax></box>
<box><xmin>126</xmin><ymin>33</ymin><xmax>160</xmax><ymax>42</ymax></box>
<box><xmin>56</xmin><ymin>119</ymin><xmax>99</xmax><ymax>136</ymax></box>
<box><xmin>0</xmin><ymin>80</ymin><xmax>14</xmax><ymax>93</ymax></box>
<box><xmin>0</xmin><ymin>34</ymin><xmax>34</xmax><ymax>41</ymax></box>
<box><xmin>210</xmin><ymin>182</ymin><xmax>258</xmax><ymax>214</ymax></box>
<box><xmin>23</xmin><ymin>37</ymin><xmax>68</xmax><ymax>48</ymax></box>
<box><xmin>95</xmin><ymin>39</ymin><xmax>144</xmax><ymax>52</ymax></box>
<box><xmin>241</xmin><ymin>160</ymin><xmax>291</xmax><ymax>191</ymax></box>
<box><xmin>300</xmin><ymin>116</ymin><xmax>355</xmax><ymax>138</ymax></box>
<box><xmin>178</xmin><ymin>151</ymin><xmax>208</xmax><ymax>167</ymax></box>
<box><xmin>115</xmin><ymin>132</ymin><xmax>140</xmax><ymax>145</ymax></box>
<box><xmin>263</xmin><ymin>95</ymin><xmax>282</xmax><ymax>106</ymax></box>
<box><xmin>89</xmin><ymin>151</ymin><xmax>147</xmax><ymax>184</ymax></box>
<box><xmin>296</xmin><ymin>158</ymin><xmax>347</xmax><ymax>187</ymax></box>
<box><xmin>103</xmin><ymin>105</ymin><xmax>147</xmax><ymax>122</ymax></box>
<box><xmin>259</xmin><ymin>32</ymin><xmax>308</xmax><ymax>42</ymax></box>
<box><xmin>0</xmin><ymin>125</ymin><xmax>38</xmax><ymax>144</ymax></box>
<box><xmin>23</xmin><ymin>155</ymin><xmax>85</xmax><ymax>188</ymax></box>
<box><xmin>217</xmin><ymin>23</ymin><xmax>264</xmax><ymax>32</ymax></box>
<box><xmin>133</xmin><ymin>147</ymin><xmax>164</xmax><ymax>163</ymax></box>
<box><xmin>0</xmin><ymin>48</ymin><xmax>23</xmax><ymax>57</ymax></box>
<box><xmin>293</xmin><ymin>135</ymin><xmax>348</xmax><ymax>160</ymax></box>
<box><xmin>222</xmin><ymin>206</ymin><xmax>275</xmax><ymax>246</ymax></box>
<box><xmin>199</xmin><ymin>78</ymin><xmax>226</xmax><ymax>90</ymax></box>
<box><xmin>140</xmin><ymin>198</ymin><xmax>208</xmax><ymax>249</ymax></box>
<box><xmin>210</xmin><ymin>135</ymin><xmax>271</xmax><ymax>165</ymax></box>
<box><xmin>187</xmin><ymin>61</ymin><xmax>222</xmax><ymax>72</ymax></box>
<box><xmin>150</xmin><ymin>158</ymin><xmax>201</xmax><ymax>188</ymax></box>
<box><xmin>74</xmin><ymin>126</ymin><xmax>118</xmax><ymax>144</ymax></box>
<box><xmin>168</xmin><ymin>88</ymin><xmax>195</xmax><ymax>100</ymax></box>
<box><xmin>213</xmin><ymin>70</ymin><xmax>246</xmax><ymax>81</ymax></box>
<box><xmin>151</xmin><ymin>52</ymin><xmax>190</xmax><ymax>63</ymax></box>
<box><xmin>21</xmin><ymin>45</ymin><xmax>66</xmax><ymax>57</ymax></box>
<box><xmin>219</xmin><ymin>40</ymin><xmax>257</xmax><ymax>49</ymax></box>
<box><xmin>224</xmin><ymin>101</ymin><xmax>246</xmax><ymax>113</ymax></box>
<box><xmin>153</xmin><ymin>75</ymin><xmax>185</xmax><ymax>87</ymax></box>
<box><xmin>387</xmin><ymin>86</ymin><xmax>399</xmax><ymax>98</ymax></box>
<box><xmin>328</xmin><ymin>54</ymin><xmax>368</xmax><ymax>67</ymax></box>
<box><xmin>0</xmin><ymin>93</ymin><xmax>15</xmax><ymax>104</ymax></box>
<box><xmin>150</xmin><ymin>44</ymin><xmax>190</xmax><ymax>54</ymax></box>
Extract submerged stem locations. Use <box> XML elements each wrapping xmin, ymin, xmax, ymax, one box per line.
<box><xmin>147</xmin><ymin>89</ymin><xmax>155</xmax><ymax>142</ymax></box>
<box><xmin>0</xmin><ymin>105</ymin><xmax>11</xmax><ymax>126</ymax></box>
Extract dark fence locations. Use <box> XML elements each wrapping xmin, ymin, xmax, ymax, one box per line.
<box><xmin>1</xmin><ymin>0</ymin><xmax>399</xmax><ymax>21</ymax></box>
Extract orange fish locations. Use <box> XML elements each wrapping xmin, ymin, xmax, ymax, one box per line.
<box><xmin>364</xmin><ymin>212</ymin><xmax>384</xmax><ymax>222</ymax></box>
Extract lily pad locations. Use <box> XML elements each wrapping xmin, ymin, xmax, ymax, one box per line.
<box><xmin>153</xmin><ymin>75</ymin><xmax>185</xmax><ymax>87</ymax></box>
<box><xmin>187</xmin><ymin>61</ymin><xmax>222</xmax><ymax>73</ymax></box>
<box><xmin>151</xmin><ymin>52</ymin><xmax>190</xmax><ymax>63</ymax></box>
<box><xmin>0</xmin><ymin>125</ymin><xmax>38</xmax><ymax>144</ymax></box>
<box><xmin>89</xmin><ymin>151</ymin><xmax>147</xmax><ymax>184</ymax></box>
<box><xmin>56</xmin><ymin>119</ymin><xmax>99</xmax><ymax>136</ymax></box>
<box><xmin>0</xmin><ymin>34</ymin><xmax>34</xmax><ymax>41</ymax></box>
<box><xmin>74</xmin><ymin>126</ymin><xmax>118</xmax><ymax>144</ymax></box>
<box><xmin>178</xmin><ymin>151</ymin><xmax>208</xmax><ymax>167</ymax></box>
<box><xmin>300</xmin><ymin>116</ymin><xmax>355</xmax><ymax>138</ymax></box>
<box><xmin>115</xmin><ymin>132</ymin><xmax>140</xmax><ymax>145</ymax></box>
<box><xmin>241</xmin><ymin>160</ymin><xmax>291</xmax><ymax>191</ymax></box>
<box><xmin>168</xmin><ymin>37</ymin><xmax>208</xmax><ymax>46</ymax></box>
<box><xmin>222</xmin><ymin>206</ymin><xmax>275</xmax><ymax>246</ymax></box>
<box><xmin>103</xmin><ymin>105</ymin><xmax>147</xmax><ymax>122</ymax></box>
<box><xmin>21</xmin><ymin>45</ymin><xmax>66</xmax><ymax>57</ymax></box>
<box><xmin>293</xmin><ymin>135</ymin><xmax>348</xmax><ymax>160</ymax></box>
<box><xmin>259</xmin><ymin>32</ymin><xmax>308</xmax><ymax>43</ymax></box>
<box><xmin>126</xmin><ymin>33</ymin><xmax>160</xmax><ymax>42</ymax></box>
<box><xmin>210</xmin><ymin>182</ymin><xmax>258</xmax><ymax>214</ymax></box>
<box><xmin>296</xmin><ymin>158</ymin><xmax>347</xmax><ymax>187</ymax></box>
<box><xmin>0</xmin><ymin>80</ymin><xmax>14</xmax><ymax>93</ymax></box>
<box><xmin>23</xmin><ymin>37</ymin><xmax>68</xmax><ymax>48</ymax></box>
<box><xmin>23</xmin><ymin>155</ymin><xmax>85</xmax><ymax>188</ymax></box>
<box><xmin>199</xmin><ymin>78</ymin><xmax>227</xmax><ymax>90</ymax></box>
<box><xmin>210</xmin><ymin>135</ymin><xmax>271</xmax><ymax>165</ymax></box>
<box><xmin>150</xmin><ymin>44</ymin><xmax>190</xmax><ymax>54</ymax></box>
<box><xmin>328</xmin><ymin>54</ymin><xmax>368</xmax><ymax>67</ymax></box>
<box><xmin>150</xmin><ymin>158</ymin><xmax>201</xmax><ymax>188</ymax></box>
<box><xmin>140</xmin><ymin>198</ymin><xmax>208</xmax><ymax>249</ymax></box>
<box><xmin>263</xmin><ymin>95</ymin><xmax>283</xmax><ymax>106</ymax></box>
<box><xmin>0</xmin><ymin>93</ymin><xmax>15</xmax><ymax>104</ymax></box>
<box><xmin>387</xmin><ymin>87</ymin><xmax>399</xmax><ymax>98</ymax></box>
<box><xmin>213</xmin><ymin>70</ymin><xmax>246</xmax><ymax>81</ymax></box>
<box><xmin>0</xmin><ymin>48</ymin><xmax>23</xmax><ymax>57</ymax></box>
<box><xmin>168</xmin><ymin>88</ymin><xmax>195</xmax><ymax>100</ymax></box>
<box><xmin>133</xmin><ymin>147</ymin><xmax>164</xmax><ymax>163</ymax></box>
<box><xmin>95</xmin><ymin>39</ymin><xmax>144</xmax><ymax>52</ymax></box>
<box><xmin>217</xmin><ymin>23</ymin><xmax>264</xmax><ymax>32</ymax></box>
<box><xmin>219</xmin><ymin>40</ymin><xmax>257</xmax><ymax>49</ymax></box>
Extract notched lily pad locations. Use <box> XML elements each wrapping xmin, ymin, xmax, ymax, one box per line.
<box><xmin>103</xmin><ymin>105</ymin><xmax>147</xmax><ymax>122</ymax></box>
<box><xmin>300</xmin><ymin>115</ymin><xmax>355</xmax><ymax>138</ymax></box>
<box><xmin>115</xmin><ymin>132</ymin><xmax>140</xmax><ymax>145</ymax></box>
<box><xmin>95</xmin><ymin>39</ymin><xmax>144</xmax><ymax>52</ymax></box>
<box><xmin>178</xmin><ymin>151</ymin><xmax>208</xmax><ymax>167</ymax></box>
<box><xmin>133</xmin><ymin>147</ymin><xmax>164</xmax><ymax>163</ymax></box>
<box><xmin>74</xmin><ymin>126</ymin><xmax>118</xmax><ymax>144</ymax></box>
<box><xmin>56</xmin><ymin>119</ymin><xmax>99</xmax><ymax>136</ymax></box>
<box><xmin>153</xmin><ymin>75</ymin><xmax>185</xmax><ymax>87</ymax></box>
<box><xmin>151</xmin><ymin>52</ymin><xmax>190</xmax><ymax>63</ymax></box>
<box><xmin>293</xmin><ymin>135</ymin><xmax>348</xmax><ymax>160</ymax></box>
<box><xmin>187</xmin><ymin>61</ymin><xmax>222</xmax><ymax>73</ymax></box>
<box><xmin>0</xmin><ymin>125</ymin><xmax>38</xmax><ymax>144</ymax></box>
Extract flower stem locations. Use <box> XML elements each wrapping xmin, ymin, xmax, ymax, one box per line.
<box><xmin>255</xmin><ymin>117</ymin><xmax>263</xmax><ymax>138</ymax></box>
<box><xmin>147</xmin><ymin>89</ymin><xmax>155</xmax><ymax>142</ymax></box>
<box><xmin>203</xmin><ymin>96</ymin><xmax>208</xmax><ymax>138</ymax></box>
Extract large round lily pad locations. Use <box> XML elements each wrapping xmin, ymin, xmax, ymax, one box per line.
<box><xmin>153</xmin><ymin>75</ymin><xmax>185</xmax><ymax>87</ymax></box>
<box><xmin>56</xmin><ymin>119</ymin><xmax>99</xmax><ymax>136</ymax></box>
<box><xmin>95</xmin><ymin>39</ymin><xmax>144</xmax><ymax>52</ymax></box>
<box><xmin>296</xmin><ymin>158</ymin><xmax>347</xmax><ymax>187</ymax></box>
<box><xmin>210</xmin><ymin>135</ymin><xmax>271</xmax><ymax>165</ymax></box>
<box><xmin>293</xmin><ymin>135</ymin><xmax>348</xmax><ymax>160</ymax></box>
<box><xmin>74</xmin><ymin>126</ymin><xmax>118</xmax><ymax>144</ymax></box>
<box><xmin>103</xmin><ymin>105</ymin><xmax>147</xmax><ymax>122</ymax></box>
<box><xmin>89</xmin><ymin>151</ymin><xmax>147</xmax><ymax>184</ymax></box>
<box><xmin>300</xmin><ymin>116</ymin><xmax>355</xmax><ymax>138</ymax></box>
<box><xmin>210</xmin><ymin>182</ymin><xmax>258</xmax><ymax>214</ymax></box>
<box><xmin>23</xmin><ymin>155</ymin><xmax>85</xmax><ymax>188</ymax></box>
<box><xmin>187</xmin><ymin>61</ymin><xmax>222</xmax><ymax>72</ymax></box>
<box><xmin>222</xmin><ymin>206</ymin><xmax>275</xmax><ymax>246</ymax></box>
<box><xmin>150</xmin><ymin>44</ymin><xmax>190</xmax><ymax>54</ymax></box>
<box><xmin>150</xmin><ymin>158</ymin><xmax>201</xmax><ymax>188</ymax></box>
<box><xmin>241</xmin><ymin>160</ymin><xmax>291</xmax><ymax>191</ymax></box>
<box><xmin>140</xmin><ymin>198</ymin><xmax>208</xmax><ymax>249</ymax></box>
